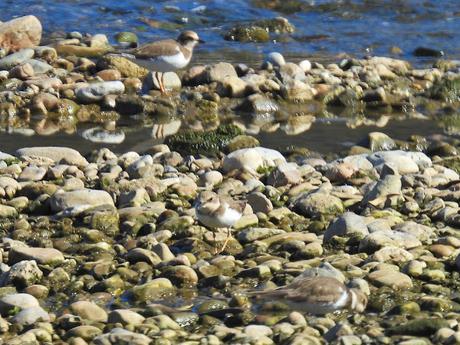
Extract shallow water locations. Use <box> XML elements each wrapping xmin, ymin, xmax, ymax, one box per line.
<box><xmin>2</xmin><ymin>0</ymin><xmax>459</xmax><ymax>62</ymax></box>
<box><xmin>1</xmin><ymin>1</ymin><xmax>460</xmax><ymax>154</ymax></box>
<box><xmin>0</xmin><ymin>113</ymin><xmax>445</xmax><ymax>156</ymax></box>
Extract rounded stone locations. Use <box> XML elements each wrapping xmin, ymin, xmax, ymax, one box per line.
<box><xmin>70</xmin><ymin>301</ymin><xmax>108</xmax><ymax>322</ymax></box>
<box><xmin>0</xmin><ymin>293</ymin><xmax>39</xmax><ymax>316</ymax></box>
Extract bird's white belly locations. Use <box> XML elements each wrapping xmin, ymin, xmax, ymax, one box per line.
<box><xmin>151</xmin><ymin>52</ymin><xmax>189</xmax><ymax>72</ymax></box>
<box><xmin>197</xmin><ymin>207</ymin><xmax>242</xmax><ymax>228</ymax></box>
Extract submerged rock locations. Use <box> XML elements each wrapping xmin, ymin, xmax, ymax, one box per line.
<box><xmin>165</xmin><ymin>124</ymin><xmax>242</xmax><ymax>156</ymax></box>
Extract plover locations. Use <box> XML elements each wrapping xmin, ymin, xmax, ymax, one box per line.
<box><xmin>250</xmin><ymin>276</ymin><xmax>368</xmax><ymax>315</ymax></box>
<box><xmin>195</xmin><ymin>191</ymin><xmax>246</xmax><ymax>254</ymax></box>
<box><xmin>133</xmin><ymin>30</ymin><xmax>203</xmax><ymax>94</ymax></box>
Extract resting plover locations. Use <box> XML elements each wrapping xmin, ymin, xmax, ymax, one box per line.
<box><xmin>195</xmin><ymin>191</ymin><xmax>246</xmax><ymax>254</ymax></box>
<box><xmin>250</xmin><ymin>276</ymin><xmax>368</xmax><ymax>315</ymax></box>
<box><xmin>132</xmin><ymin>30</ymin><xmax>203</xmax><ymax>94</ymax></box>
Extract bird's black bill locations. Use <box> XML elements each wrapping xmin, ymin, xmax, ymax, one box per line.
<box><xmin>198</xmin><ymin>39</ymin><xmax>205</xmax><ymax>43</ymax></box>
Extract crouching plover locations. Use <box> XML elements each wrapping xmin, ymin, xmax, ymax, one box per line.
<box><xmin>133</xmin><ymin>31</ymin><xmax>203</xmax><ymax>94</ymax></box>
<box><xmin>195</xmin><ymin>191</ymin><xmax>246</xmax><ymax>254</ymax></box>
<box><xmin>250</xmin><ymin>276</ymin><xmax>368</xmax><ymax>315</ymax></box>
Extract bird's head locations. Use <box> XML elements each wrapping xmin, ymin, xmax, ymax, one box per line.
<box><xmin>349</xmin><ymin>288</ymin><xmax>368</xmax><ymax>313</ymax></box>
<box><xmin>195</xmin><ymin>191</ymin><xmax>220</xmax><ymax>211</ymax></box>
<box><xmin>177</xmin><ymin>31</ymin><xmax>204</xmax><ymax>49</ymax></box>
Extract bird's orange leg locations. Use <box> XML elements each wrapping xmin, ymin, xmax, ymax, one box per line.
<box><xmin>160</xmin><ymin>72</ymin><xmax>167</xmax><ymax>95</ymax></box>
<box><xmin>217</xmin><ymin>228</ymin><xmax>232</xmax><ymax>254</ymax></box>
<box><xmin>154</xmin><ymin>72</ymin><xmax>166</xmax><ymax>95</ymax></box>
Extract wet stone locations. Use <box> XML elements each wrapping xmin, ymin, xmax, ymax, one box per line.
<box><xmin>9</xmin><ymin>246</ymin><xmax>64</xmax><ymax>266</ymax></box>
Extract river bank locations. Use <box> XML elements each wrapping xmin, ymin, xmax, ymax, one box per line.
<box><xmin>0</xmin><ymin>13</ymin><xmax>460</xmax><ymax>345</ymax></box>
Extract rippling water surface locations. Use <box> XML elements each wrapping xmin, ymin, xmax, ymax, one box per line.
<box><xmin>0</xmin><ymin>0</ymin><xmax>459</xmax><ymax>153</ymax></box>
<box><xmin>2</xmin><ymin>0</ymin><xmax>459</xmax><ymax>61</ymax></box>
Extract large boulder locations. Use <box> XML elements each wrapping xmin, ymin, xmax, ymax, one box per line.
<box><xmin>0</xmin><ymin>16</ymin><xmax>42</xmax><ymax>54</ymax></box>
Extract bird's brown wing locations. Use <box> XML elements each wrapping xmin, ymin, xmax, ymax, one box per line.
<box><xmin>221</xmin><ymin>197</ymin><xmax>246</xmax><ymax>214</ymax></box>
<box><xmin>247</xmin><ymin>287</ymin><xmax>290</xmax><ymax>300</ymax></box>
<box><xmin>287</xmin><ymin>277</ymin><xmax>347</xmax><ymax>304</ymax></box>
<box><xmin>133</xmin><ymin>39</ymin><xmax>180</xmax><ymax>59</ymax></box>
<box><xmin>251</xmin><ymin>277</ymin><xmax>347</xmax><ymax>304</ymax></box>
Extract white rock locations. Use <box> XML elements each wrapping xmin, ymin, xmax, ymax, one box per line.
<box><xmin>76</xmin><ymin>81</ymin><xmax>125</xmax><ymax>103</ymax></box>
<box><xmin>368</xmin><ymin>150</ymin><xmax>432</xmax><ymax>174</ymax></box>
<box><xmin>324</xmin><ymin>212</ymin><xmax>369</xmax><ymax>243</ymax></box>
<box><xmin>16</xmin><ymin>146</ymin><xmax>88</xmax><ymax>166</ymax></box>
<box><xmin>299</xmin><ymin>59</ymin><xmax>312</xmax><ymax>72</ymax></box>
<box><xmin>0</xmin><ymin>293</ymin><xmax>39</xmax><ymax>316</ymax></box>
<box><xmin>266</xmin><ymin>52</ymin><xmax>285</xmax><ymax>67</ymax></box>
<box><xmin>223</xmin><ymin>147</ymin><xmax>286</xmax><ymax>174</ymax></box>
<box><xmin>12</xmin><ymin>306</ymin><xmax>49</xmax><ymax>326</ymax></box>
<box><xmin>50</xmin><ymin>189</ymin><xmax>114</xmax><ymax>213</ymax></box>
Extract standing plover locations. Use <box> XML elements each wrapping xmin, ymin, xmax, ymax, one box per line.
<box><xmin>195</xmin><ymin>191</ymin><xmax>246</xmax><ymax>254</ymax></box>
<box><xmin>250</xmin><ymin>276</ymin><xmax>368</xmax><ymax>315</ymax></box>
<box><xmin>133</xmin><ymin>30</ymin><xmax>203</xmax><ymax>94</ymax></box>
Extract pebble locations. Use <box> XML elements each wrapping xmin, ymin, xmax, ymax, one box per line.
<box><xmin>76</xmin><ymin>81</ymin><xmax>125</xmax><ymax>103</ymax></box>
<box><xmin>6</xmin><ymin>260</ymin><xmax>43</xmax><ymax>287</ymax></box>
<box><xmin>266</xmin><ymin>52</ymin><xmax>286</xmax><ymax>67</ymax></box>
<box><xmin>368</xmin><ymin>269</ymin><xmax>413</xmax><ymax>289</ymax></box>
<box><xmin>324</xmin><ymin>212</ymin><xmax>369</xmax><ymax>242</ymax></box>
<box><xmin>9</xmin><ymin>246</ymin><xmax>64</xmax><ymax>266</ymax></box>
<box><xmin>70</xmin><ymin>301</ymin><xmax>108</xmax><ymax>322</ymax></box>
<box><xmin>16</xmin><ymin>146</ymin><xmax>88</xmax><ymax>166</ymax></box>
<box><xmin>107</xmin><ymin>309</ymin><xmax>145</xmax><ymax>325</ymax></box>
<box><xmin>50</xmin><ymin>189</ymin><xmax>114</xmax><ymax>213</ymax></box>
<box><xmin>0</xmin><ymin>22</ymin><xmax>456</xmax><ymax>342</ymax></box>
<box><xmin>0</xmin><ymin>48</ymin><xmax>34</xmax><ymax>69</ymax></box>
<box><xmin>0</xmin><ymin>293</ymin><xmax>39</xmax><ymax>316</ymax></box>
<box><xmin>12</xmin><ymin>306</ymin><xmax>50</xmax><ymax>326</ymax></box>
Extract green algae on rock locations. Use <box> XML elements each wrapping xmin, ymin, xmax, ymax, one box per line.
<box><xmin>388</xmin><ymin>318</ymin><xmax>450</xmax><ymax>336</ymax></box>
<box><xmin>427</xmin><ymin>76</ymin><xmax>460</xmax><ymax>103</ymax></box>
<box><xmin>224</xmin><ymin>17</ymin><xmax>294</xmax><ymax>43</ymax></box>
<box><xmin>164</xmin><ymin>124</ymin><xmax>243</xmax><ymax>156</ymax></box>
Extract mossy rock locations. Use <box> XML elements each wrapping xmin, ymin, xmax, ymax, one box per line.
<box><xmin>131</xmin><ymin>279</ymin><xmax>175</xmax><ymax>302</ymax></box>
<box><xmin>389</xmin><ymin>301</ymin><xmax>421</xmax><ymax>315</ymax></box>
<box><xmin>76</xmin><ymin>104</ymin><xmax>101</xmax><ymax>122</ymax></box>
<box><xmin>194</xmin><ymin>99</ymin><xmax>219</xmax><ymax>128</ymax></box>
<box><xmin>367</xmin><ymin>287</ymin><xmax>412</xmax><ymax>313</ymax></box>
<box><xmin>224</xmin><ymin>25</ymin><xmax>270</xmax><ymax>43</ymax></box>
<box><xmin>96</xmin><ymin>55</ymin><xmax>149</xmax><ymax>79</ymax></box>
<box><xmin>224</xmin><ymin>135</ymin><xmax>260</xmax><ymax>153</ymax></box>
<box><xmin>255</xmin><ymin>17</ymin><xmax>295</xmax><ymax>34</ymax></box>
<box><xmin>427</xmin><ymin>76</ymin><xmax>460</xmax><ymax>103</ymax></box>
<box><xmin>388</xmin><ymin>318</ymin><xmax>450</xmax><ymax>336</ymax></box>
<box><xmin>252</xmin><ymin>0</ymin><xmax>306</xmax><ymax>14</ymax></box>
<box><xmin>82</xmin><ymin>205</ymin><xmax>120</xmax><ymax>237</ymax></box>
<box><xmin>165</xmin><ymin>124</ymin><xmax>243</xmax><ymax>156</ymax></box>
<box><xmin>56</xmin><ymin>99</ymin><xmax>80</xmax><ymax>117</ymax></box>
<box><xmin>115</xmin><ymin>32</ymin><xmax>138</xmax><ymax>48</ymax></box>
<box><xmin>437</xmin><ymin>114</ymin><xmax>460</xmax><ymax>135</ymax></box>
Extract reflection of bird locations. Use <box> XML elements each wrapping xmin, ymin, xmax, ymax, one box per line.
<box><xmin>249</xmin><ymin>276</ymin><xmax>368</xmax><ymax>315</ymax></box>
<box><xmin>132</xmin><ymin>31</ymin><xmax>203</xmax><ymax>94</ymax></box>
<box><xmin>195</xmin><ymin>191</ymin><xmax>246</xmax><ymax>254</ymax></box>
<box><xmin>151</xmin><ymin>119</ymin><xmax>182</xmax><ymax>139</ymax></box>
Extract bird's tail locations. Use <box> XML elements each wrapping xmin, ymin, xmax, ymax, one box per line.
<box><xmin>104</xmin><ymin>52</ymin><xmax>136</xmax><ymax>60</ymax></box>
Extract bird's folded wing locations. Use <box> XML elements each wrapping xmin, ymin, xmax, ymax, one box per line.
<box><xmin>223</xmin><ymin>198</ymin><xmax>247</xmax><ymax>213</ymax></box>
<box><xmin>133</xmin><ymin>39</ymin><xmax>180</xmax><ymax>59</ymax></box>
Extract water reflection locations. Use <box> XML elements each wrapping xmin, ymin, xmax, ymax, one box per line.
<box><xmin>0</xmin><ymin>92</ymin><xmax>455</xmax><ymax>155</ymax></box>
